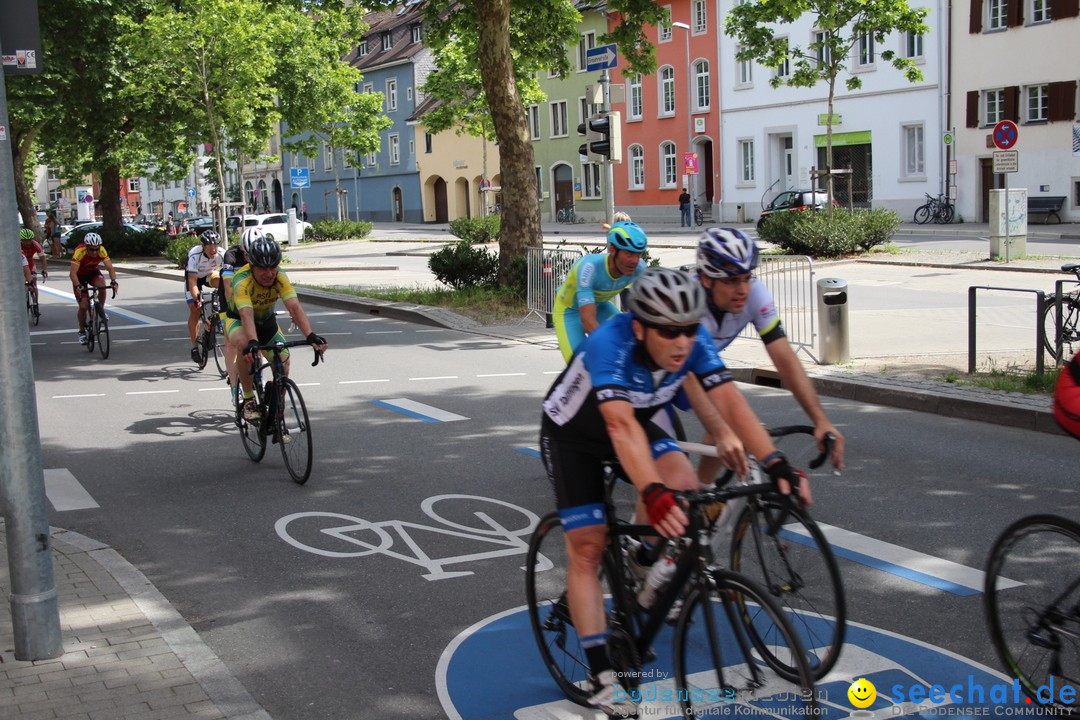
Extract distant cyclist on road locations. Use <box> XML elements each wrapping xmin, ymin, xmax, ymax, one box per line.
<box><xmin>553</xmin><ymin>220</ymin><xmax>648</xmax><ymax>362</ymax></box>
<box><xmin>19</xmin><ymin>227</ymin><xmax>47</xmax><ymax>309</ymax></box>
<box><xmin>68</xmin><ymin>232</ymin><xmax>117</xmax><ymax>345</ymax></box>
<box><xmin>694</xmin><ymin>227</ymin><xmax>845</xmax><ymax>480</ymax></box>
<box><xmin>225</xmin><ymin>236</ymin><xmax>326</xmax><ymax>422</ymax></box>
<box><xmin>185</xmin><ymin>231</ymin><xmax>224</xmax><ymax>363</ymax></box>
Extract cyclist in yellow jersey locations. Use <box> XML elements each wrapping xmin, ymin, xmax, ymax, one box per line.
<box><xmin>225</xmin><ymin>233</ymin><xmax>326</xmax><ymax>422</ymax></box>
<box><xmin>69</xmin><ymin>232</ymin><xmax>118</xmax><ymax>345</ymax></box>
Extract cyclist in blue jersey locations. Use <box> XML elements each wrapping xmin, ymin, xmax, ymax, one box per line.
<box><xmin>694</xmin><ymin>228</ymin><xmax>845</xmax><ymax>481</ymax></box>
<box><xmin>553</xmin><ymin>221</ymin><xmax>648</xmax><ymax>362</ymax></box>
<box><xmin>540</xmin><ymin>267</ymin><xmax>811</xmax><ymax>717</ymax></box>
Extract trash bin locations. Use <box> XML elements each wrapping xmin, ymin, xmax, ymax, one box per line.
<box><xmin>817</xmin><ymin>277</ymin><xmax>849</xmax><ymax>365</ymax></box>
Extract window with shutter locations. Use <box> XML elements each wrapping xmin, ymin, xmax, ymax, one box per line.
<box><xmin>970</xmin><ymin>0</ymin><xmax>984</xmax><ymax>31</ymax></box>
<box><xmin>1048</xmin><ymin>81</ymin><xmax>1078</xmax><ymax>122</ymax></box>
<box><xmin>967</xmin><ymin>91</ymin><xmax>980</xmax><ymax>127</ymax></box>
<box><xmin>1008</xmin><ymin>0</ymin><xmax>1024</xmax><ymax>25</ymax></box>
<box><xmin>1051</xmin><ymin>0</ymin><xmax>1080</xmax><ymax>19</ymax></box>
<box><xmin>1004</xmin><ymin>86</ymin><xmax>1020</xmax><ymax>121</ymax></box>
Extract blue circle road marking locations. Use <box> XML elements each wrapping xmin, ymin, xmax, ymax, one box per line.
<box><xmin>438</xmin><ymin>607</ymin><xmax>1037</xmax><ymax>719</ymax></box>
<box><xmin>994</xmin><ymin>120</ymin><xmax>1018</xmax><ymax>149</ymax></box>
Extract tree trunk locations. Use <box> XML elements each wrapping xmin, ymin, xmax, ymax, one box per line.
<box><xmin>11</xmin><ymin>122</ymin><xmax>43</xmax><ymax>238</ymax></box>
<box><xmin>99</xmin><ymin>166</ymin><xmax>123</xmax><ymax>233</ymax></box>
<box><xmin>473</xmin><ymin>0</ymin><xmax>540</xmax><ymax>286</ymax></box>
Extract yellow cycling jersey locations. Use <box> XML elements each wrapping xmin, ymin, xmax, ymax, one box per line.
<box><xmin>227</xmin><ymin>265</ymin><xmax>297</xmax><ymax>324</ymax></box>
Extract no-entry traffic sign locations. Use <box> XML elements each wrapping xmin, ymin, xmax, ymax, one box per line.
<box><xmin>992</xmin><ymin>120</ymin><xmax>1018</xmax><ymax>150</ymax></box>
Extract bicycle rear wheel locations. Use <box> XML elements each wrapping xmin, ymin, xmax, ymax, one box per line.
<box><xmin>985</xmin><ymin>514</ymin><xmax>1080</xmax><ymax>713</ymax></box>
<box><xmin>85</xmin><ymin>308</ymin><xmax>96</xmax><ymax>352</ymax></box>
<box><xmin>236</xmin><ymin>381</ymin><xmax>266</xmax><ymax>462</ymax></box>
<box><xmin>525</xmin><ymin>512</ymin><xmax>624</xmax><ymax>707</ymax></box>
<box><xmin>674</xmin><ymin>569</ymin><xmax>816</xmax><ymax>717</ymax></box>
<box><xmin>1042</xmin><ymin>297</ymin><xmax>1080</xmax><ymax>363</ymax></box>
<box><xmin>96</xmin><ymin>311</ymin><xmax>110</xmax><ymax>359</ymax></box>
<box><xmin>729</xmin><ymin>501</ymin><xmax>845</xmax><ymax>679</ymax></box>
<box><xmin>211</xmin><ymin>318</ymin><xmax>227</xmax><ymax>378</ymax></box>
<box><xmin>194</xmin><ymin>321</ymin><xmax>210</xmax><ymax>369</ymax></box>
<box><xmin>937</xmin><ymin>203</ymin><xmax>955</xmax><ymax>224</ymax></box>
<box><xmin>277</xmin><ymin>378</ymin><xmax>313</xmax><ymax>484</ymax></box>
<box><xmin>29</xmin><ymin>290</ymin><xmax>40</xmax><ymax>326</ymax></box>
<box><xmin>914</xmin><ymin>205</ymin><xmax>932</xmax><ymax>224</ymax></box>
<box><xmin>694</xmin><ymin>207</ymin><xmax>704</xmax><ymax>227</ymax></box>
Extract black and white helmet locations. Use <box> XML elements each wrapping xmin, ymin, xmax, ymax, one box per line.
<box><xmin>627</xmin><ymin>267</ymin><xmax>706</xmax><ymax>325</ymax></box>
<box><xmin>200</xmin><ymin>230</ymin><xmax>219</xmax><ymax>245</ymax></box>
<box><xmin>246</xmin><ymin>236</ymin><xmax>281</xmax><ymax>268</ymax></box>
<box><xmin>697</xmin><ymin>227</ymin><xmax>759</xmax><ymax>278</ymax></box>
<box><xmin>241</xmin><ymin>228</ymin><xmax>265</xmax><ymax>255</ymax></box>
<box><xmin>82</xmin><ymin>232</ymin><xmax>103</xmax><ymax>247</ymax></box>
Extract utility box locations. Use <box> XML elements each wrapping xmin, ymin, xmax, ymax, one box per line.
<box><xmin>989</xmin><ymin>188</ymin><xmax>1027</xmax><ymax>260</ymax></box>
<box><xmin>817</xmin><ymin>277</ymin><xmax>850</xmax><ymax>365</ymax></box>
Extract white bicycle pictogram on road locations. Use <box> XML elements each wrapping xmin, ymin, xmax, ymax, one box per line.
<box><xmin>275</xmin><ymin>494</ymin><xmax>547</xmax><ymax>581</ymax></box>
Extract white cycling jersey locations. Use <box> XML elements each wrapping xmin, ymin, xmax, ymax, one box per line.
<box><xmin>185</xmin><ymin>245</ymin><xmax>223</xmax><ymax>279</ymax></box>
<box><xmin>700</xmin><ymin>276</ymin><xmax>785</xmax><ymax>351</ymax></box>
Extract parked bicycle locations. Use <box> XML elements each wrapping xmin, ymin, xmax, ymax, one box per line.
<box><xmin>914</xmin><ymin>192</ymin><xmax>955</xmax><ymax>225</ymax></box>
<box><xmin>693</xmin><ymin>204</ymin><xmax>704</xmax><ymax>227</ymax></box>
<box><xmin>1043</xmin><ymin>262</ymin><xmax>1080</xmax><ymax>364</ymax></box>
<box><xmin>234</xmin><ymin>339</ymin><xmax>323</xmax><ymax>484</ymax></box>
<box><xmin>525</xmin><ymin>452</ymin><xmax>819</xmax><ymax>718</ymax></box>
<box><xmin>984</xmin><ymin>513</ymin><xmax>1080</xmax><ymax>712</ymax></box>
<box><xmin>193</xmin><ymin>289</ymin><xmax>227</xmax><ymax>378</ymax></box>
<box><xmin>557</xmin><ymin>206</ymin><xmax>585</xmax><ymax>224</ymax></box>
<box><xmin>26</xmin><ymin>274</ymin><xmax>42</xmax><ymax>326</ymax></box>
<box><xmin>77</xmin><ymin>281</ymin><xmax>116</xmax><ymax>359</ymax></box>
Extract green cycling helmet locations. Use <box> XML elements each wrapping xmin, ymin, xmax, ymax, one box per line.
<box><xmin>19</xmin><ymin>227</ymin><xmax>35</xmax><ymax>241</ymax></box>
<box><xmin>607</xmin><ymin>221</ymin><xmax>648</xmax><ymax>253</ymax></box>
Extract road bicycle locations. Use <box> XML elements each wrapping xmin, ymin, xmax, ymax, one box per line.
<box><xmin>557</xmin><ymin>206</ymin><xmax>585</xmax><ymax>224</ymax></box>
<box><xmin>77</xmin><ymin>281</ymin><xmax>116</xmax><ymax>359</ymax></box>
<box><xmin>26</xmin><ymin>274</ymin><xmax>42</xmax><ymax>326</ymax></box>
<box><xmin>234</xmin><ymin>339</ymin><xmax>323</xmax><ymax>484</ymax></box>
<box><xmin>193</xmin><ymin>289</ymin><xmax>227</xmax><ymax>378</ymax></box>
<box><xmin>914</xmin><ymin>192</ymin><xmax>955</xmax><ymax>225</ymax></box>
<box><xmin>1043</xmin><ymin>262</ymin><xmax>1080</xmax><ymax>364</ymax></box>
<box><xmin>693</xmin><ymin>204</ymin><xmax>704</xmax><ymax>227</ymax></box>
<box><xmin>984</xmin><ymin>514</ymin><xmax>1080</xmax><ymax>713</ymax></box>
<box><xmin>525</xmin><ymin>455</ymin><xmax>818</xmax><ymax>718</ymax></box>
<box><xmin>705</xmin><ymin>425</ymin><xmax>845</xmax><ymax>680</ymax></box>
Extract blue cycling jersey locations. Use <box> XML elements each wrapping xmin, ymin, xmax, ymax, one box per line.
<box><xmin>542</xmin><ymin>313</ymin><xmax>731</xmax><ymax>442</ymax></box>
<box><xmin>553</xmin><ymin>253</ymin><xmax>646</xmax><ymax>312</ymax></box>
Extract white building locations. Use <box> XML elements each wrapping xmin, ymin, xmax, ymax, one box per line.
<box><xmin>717</xmin><ymin>0</ymin><xmax>948</xmax><ymax>223</ymax></box>
<box><xmin>950</xmin><ymin>0</ymin><xmax>1079</xmax><ymax>223</ymax></box>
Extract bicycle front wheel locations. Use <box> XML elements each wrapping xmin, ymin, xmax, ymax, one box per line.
<box><xmin>236</xmin><ymin>381</ymin><xmax>266</xmax><ymax>462</ymax></box>
<box><xmin>913</xmin><ymin>205</ymin><xmax>932</xmax><ymax>224</ymax></box>
<box><xmin>96</xmin><ymin>312</ymin><xmax>110</xmax><ymax>359</ymax></box>
<box><xmin>194</xmin><ymin>322</ymin><xmax>209</xmax><ymax>370</ymax></box>
<box><xmin>674</xmin><ymin>569</ymin><xmax>816</xmax><ymax>718</ymax></box>
<box><xmin>730</xmin><ymin>501</ymin><xmax>845</xmax><ymax>679</ymax></box>
<box><xmin>694</xmin><ymin>207</ymin><xmax>704</xmax><ymax>227</ymax></box>
<box><xmin>985</xmin><ymin>514</ymin><xmax>1080</xmax><ymax>713</ymax></box>
<box><xmin>1042</xmin><ymin>297</ymin><xmax>1080</xmax><ymax>363</ymax></box>
<box><xmin>937</xmin><ymin>203</ymin><xmax>955</xmax><ymax>224</ymax></box>
<box><xmin>277</xmin><ymin>378</ymin><xmax>313</xmax><ymax>484</ymax></box>
<box><xmin>211</xmin><ymin>318</ymin><xmax>227</xmax><ymax>378</ymax></box>
<box><xmin>525</xmin><ymin>512</ymin><xmax>622</xmax><ymax>707</ymax></box>
<box><xmin>29</xmin><ymin>291</ymin><xmax>40</xmax><ymax>326</ymax></box>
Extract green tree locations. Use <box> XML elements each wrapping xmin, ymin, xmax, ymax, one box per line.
<box><xmin>725</xmin><ymin>0</ymin><xmax>928</xmax><ymax>207</ymax></box>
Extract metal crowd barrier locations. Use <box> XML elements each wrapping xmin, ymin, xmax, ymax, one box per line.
<box><xmin>526</xmin><ymin>246</ymin><xmax>584</xmax><ymax>325</ymax></box>
<box><xmin>740</xmin><ymin>255</ymin><xmax>817</xmax><ymax>359</ymax></box>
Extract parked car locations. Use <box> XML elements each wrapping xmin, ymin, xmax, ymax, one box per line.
<box><xmin>757</xmin><ymin>190</ymin><xmax>835</xmax><ymax>230</ymax></box>
<box><xmin>225</xmin><ymin>213</ymin><xmax>312</xmax><ymax>245</ymax></box>
<box><xmin>61</xmin><ymin>222</ymin><xmax>149</xmax><ymax>250</ymax></box>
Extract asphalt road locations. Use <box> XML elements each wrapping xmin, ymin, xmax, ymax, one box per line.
<box><xmin>26</xmin><ymin>270</ymin><xmax>1080</xmax><ymax>718</ymax></box>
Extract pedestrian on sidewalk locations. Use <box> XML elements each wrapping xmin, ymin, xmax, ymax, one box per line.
<box><xmin>678</xmin><ymin>189</ymin><xmax>691</xmax><ymax>227</ymax></box>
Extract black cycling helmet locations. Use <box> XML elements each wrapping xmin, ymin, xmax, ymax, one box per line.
<box><xmin>246</xmin><ymin>236</ymin><xmax>281</xmax><ymax>268</ymax></box>
<box><xmin>200</xmin><ymin>230</ymin><xmax>219</xmax><ymax>245</ymax></box>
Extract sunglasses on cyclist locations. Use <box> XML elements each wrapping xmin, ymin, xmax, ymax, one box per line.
<box><xmin>644</xmin><ymin>322</ymin><xmax>700</xmax><ymax>339</ymax></box>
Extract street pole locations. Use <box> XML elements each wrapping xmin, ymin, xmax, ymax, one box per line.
<box><xmin>0</xmin><ymin>45</ymin><xmax>63</xmax><ymax>661</ymax></box>
<box><xmin>600</xmin><ymin>69</ymin><xmax>614</xmax><ymax>225</ymax></box>
<box><xmin>673</xmin><ymin>22</ymin><xmax>694</xmax><ymax>226</ymax></box>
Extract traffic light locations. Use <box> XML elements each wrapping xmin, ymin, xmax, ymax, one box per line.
<box><xmin>577</xmin><ymin>111</ymin><xmax>622</xmax><ymax>163</ymax></box>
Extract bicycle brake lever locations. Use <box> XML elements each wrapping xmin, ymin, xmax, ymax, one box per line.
<box><xmin>808</xmin><ymin>432</ymin><xmax>835</xmax><ymax>470</ymax></box>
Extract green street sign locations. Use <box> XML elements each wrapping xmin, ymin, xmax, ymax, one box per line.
<box><xmin>817</xmin><ymin>113</ymin><xmax>842</xmax><ymax>125</ymax></box>
<box><xmin>943</xmin><ymin>131</ymin><xmax>954</xmax><ymax>146</ymax></box>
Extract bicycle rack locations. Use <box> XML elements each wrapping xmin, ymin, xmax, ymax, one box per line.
<box><xmin>1050</xmin><ymin>279</ymin><xmax>1075</xmax><ymax>364</ymax></box>
<box><xmin>967</xmin><ymin>286</ymin><xmax>1046</xmax><ymax>375</ymax></box>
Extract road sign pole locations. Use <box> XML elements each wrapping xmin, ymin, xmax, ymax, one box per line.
<box><xmin>601</xmin><ymin>69</ymin><xmax>613</xmax><ymax>226</ymax></box>
<box><xmin>1005</xmin><ymin>172</ymin><xmax>1011</xmax><ymax>263</ymax></box>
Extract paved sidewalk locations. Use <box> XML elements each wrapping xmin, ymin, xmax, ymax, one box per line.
<box><xmin>0</xmin><ymin>524</ymin><xmax>269</xmax><ymax>720</ymax></box>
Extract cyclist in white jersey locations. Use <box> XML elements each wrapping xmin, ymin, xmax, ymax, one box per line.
<box><xmin>185</xmin><ymin>232</ymin><xmax>224</xmax><ymax>363</ymax></box>
<box><xmin>695</xmin><ymin>228</ymin><xmax>845</xmax><ymax>482</ymax></box>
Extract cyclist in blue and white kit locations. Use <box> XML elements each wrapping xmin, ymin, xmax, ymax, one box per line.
<box><xmin>185</xmin><ymin>231</ymin><xmax>224</xmax><ymax>363</ymax></box>
<box><xmin>553</xmin><ymin>221</ymin><xmax>648</xmax><ymax>362</ymax></box>
<box><xmin>694</xmin><ymin>228</ymin><xmax>845</xmax><ymax>484</ymax></box>
<box><xmin>540</xmin><ymin>267</ymin><xmax>811</xmax><ymax>717</ymax></box>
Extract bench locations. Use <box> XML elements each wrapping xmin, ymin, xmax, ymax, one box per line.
<box><xmin>1027</xmin><ymin>195</ymin><xmax>1066</xmax><ymax>224</ymax></box>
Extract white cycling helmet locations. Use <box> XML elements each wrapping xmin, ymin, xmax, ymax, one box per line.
<box><xmin>627</xmin><ymin>267</ymin><xmax>706</xmax><ymax>325</ymax></box>
<box><xmin>241</xmin><ymin>227</ymin><xmax>265</xmax><ymax>255</ymax></box>
<box><xmin>697</xmin><ymin>227</ymin><xmax>759</xmax><ymax>278</ymax></box>
<box><xmin>82</xmin><ymin>232</ymin><xmax>103</xmax><ymax>247</ymax></box>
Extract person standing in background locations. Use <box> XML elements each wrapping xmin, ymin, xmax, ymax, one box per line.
<box><xmin>45</xmin><ymin>210</ymin><xmax>62</xmax><ymax>258</ymax></box>
<box><xmin>678</xmin><ymin>189</ymin><xmax>691</xmax><ymax>227</ymax></box>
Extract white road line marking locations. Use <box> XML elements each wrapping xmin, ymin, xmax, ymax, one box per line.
<box><xmin>52</xmin><ymin>393</ymin><xmax>107</xmax><ymax>399</ymax></box>
<box><xmin>415</xmin><ymin>329</ymin><xmax>445</xmax><ymax>333</ymax></box>
<box><xmin>370</xmin><ymin>398</ymin><xmax>468</xmax><ymax>422</ymax></box>
<box><xmin>476</xmin><ymin>373</ymin><xmax>527</xmax><ymax>378</ymax></box>
<box><xmin>296</xmin><ymin>383</ymin><xmax>320</xmax><ymax>387</ymax></box>
<box><xmin>542</xmin><ymin>371</ymin><xmax>561</xmax><ymax>375</ymax></box>
<box><xmin>38</xmin><ymin>285</ymin><xmax>162</xmax><ymax>326</ymax></box>
<box><xmin>115</xmin><ymin>338</ymin><xmax>150</xmax><ymax>343</ymax></box>
<box><xmin>126</xmin><ymin>390</ymin><xmax>181</xmax><ymax>396</ymax></box>
<box><xmin>31</xmin><ymin>342</ymin><xmax>45</xmax><ymax>346</ymax></box>
<box><xmin>349</xmin><ymin>317</ymin><xmax>388</xmax><ymax>322</ymax></box>
<box><xmin>409</xmin><ymin>375</ymin><xmax>458</xmax><ymax>381</ymax></box>
<box><xmin>339</xmin><ymin>379</ymin><xmax>390</xmax><ymax>384</ymax></box>
<box><xmin>44</xmin><ymin>469</ymin><xmax>99</xmax><ymax>511</ymax></box>
<box><xmin>367</xmin><ymin>330</ymin><xmax>404</xmax><ymax>334</ymax></box>
<box><xmin>319</xmin><ymin>332</ymin><xmax>352</xmax><ymax>336</ymax></box>
<box><xmin>198</xmin><ymin>387</ymin><xmax>231</xmax><ymax>392</ymax></box>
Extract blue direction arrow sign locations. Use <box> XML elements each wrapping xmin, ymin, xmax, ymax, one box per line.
<box><xmin>290</xmin><ymin>167</ymin><xmax>310</xmax><ymax>189</ymax></box>
<box><xmin>586</xmin><ymin>44</ymin><xmax>618</xmax><ymax>71</ymax></box>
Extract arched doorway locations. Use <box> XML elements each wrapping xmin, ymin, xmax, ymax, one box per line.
<box><xmin>434</xmin><ymin>178</ymin><xmax>448</xmax><ymax>223</ymax></box>
<box><xmin>392</xmin><ymin>187</ymin><xmax>404</xmax><ymax>222</ymax></box>
<box><xmin>553</xmin><ymin>164</ymin><xmax>573</xmax><ymax>219</ymax></box>
<box><xmin>453</xmin><ymin>177</ymin><xmax>470</xmax><ymax>219</ymax></box>
<box><xmin>245</xmin><ymin>182</ymin><xmax>255</xmax><ymax>211</ymax></box>
<box><xmin>693</xmin><ymin>137</ymin><xmax>715</xmax><ymax>219</ymax></box>
<box><xmin>257</xmin><ymin>180</ymin><xmax>269</xmax><ymax>213</ymax></box>
<box><xmin>272</xmin><ymin>179</ymin><xmax>283</xmax><ymax>213</ymax></box>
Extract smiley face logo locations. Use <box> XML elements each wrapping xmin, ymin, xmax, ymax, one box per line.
<box><xmin>848</xmin><ymin>678</ymin><xmax>877</xmax><ymax>708</ymax></box>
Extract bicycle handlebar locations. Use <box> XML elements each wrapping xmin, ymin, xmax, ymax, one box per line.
<box><xmin>247</xmin><ymin>339</ymin><xmax>325</xmax><ymax>367</ymax></box>
<box><xmin>676</xmin><ymin>424</ymin><xmax>833</xmax><ymax>471</ymax></box>
<box><xmin>77</xmin><ymin>282</ymin><xmax>117</xmax><ymax>299</ymax></box>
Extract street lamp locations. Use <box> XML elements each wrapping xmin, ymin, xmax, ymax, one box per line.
<box><xmin>671</xmin><ymin>21</ymin><xmax>695</xmax><ymax>227</ymax></box>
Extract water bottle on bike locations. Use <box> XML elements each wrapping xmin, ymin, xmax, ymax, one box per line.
<box><xmin>636</xmin><ymin>544</ymin><xmax>677</xmax><ymax>609</ymax></box>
